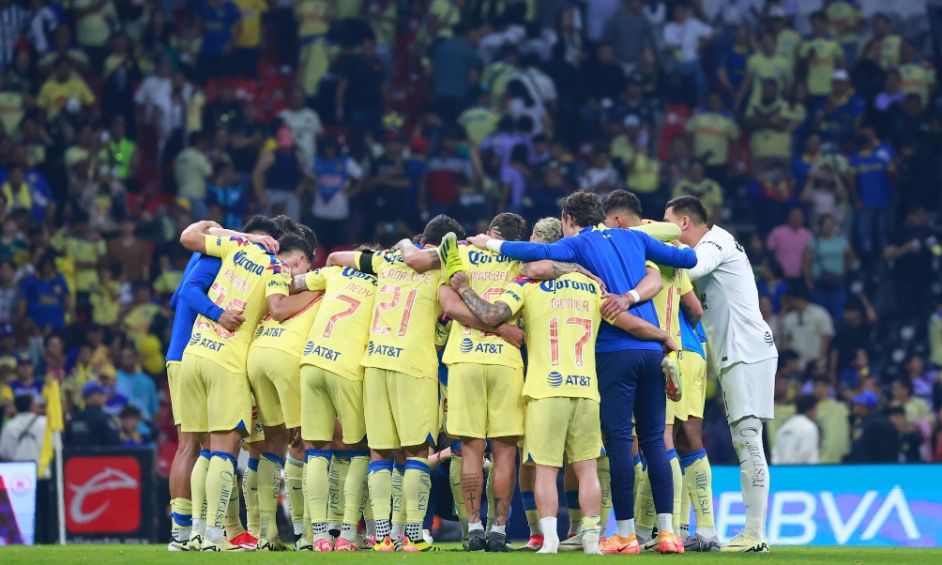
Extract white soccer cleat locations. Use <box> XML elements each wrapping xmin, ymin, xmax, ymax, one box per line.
<box><xmin>167</xmin><ymin>539</ymin><xmax>189</xmax><ymax>551</ymax></box>
<box><xmin>721</xmin><ymin>532</ymin><xmax>770</xmax><ymax>553</ymax></box>
<box><xmin>661</xmin><ymin>351</ymin><xmax>682</xmax><ymax>401</ymax></box>
<box><xmin>558</xmin><ymin>532</ymin><xmax>583</xmax><ymax>551</ymax></box>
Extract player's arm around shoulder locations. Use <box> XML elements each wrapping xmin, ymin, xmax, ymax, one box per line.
<box><xmin>264</xmin><ymin>258</ymin><xmax>294</xmax><ymax>322</ymax></box>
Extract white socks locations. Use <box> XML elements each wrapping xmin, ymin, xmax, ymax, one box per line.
<box><xmin>538</xmin><ymin>517</ymin><xmax>559</xmax><ymax>553</ymax></box>
<box><xmin>731</xmin><ymin>416</ymin><xmax>769</xmax><ymax>540</ymax></box>
<box><xmin>616</xmin><ymin>518</ymin><xmax>635</xmax><ymax>538</ymax></box>
<box><xmin>657</xmin><ymin>513</ymin><xmax>673</xmax><ymax>534</ymax></box>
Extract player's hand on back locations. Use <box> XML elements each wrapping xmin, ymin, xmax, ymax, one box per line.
<box><xmin>218</xmin><ymin>309</ymin><xmax>246</xmax><ymax>332</ymax></box>
<box><xmin>600</xmin><ymin>292</ymin><xmax>633</xmax><ymax>318</ymax></box>
<box><xmin>496</xmin><ymin>323</ymin><xmax>524</xmax><ymax>349</ymax></box>
<box><xmin>662</xmin><ymin>336</ymin><xmax>679</xmax><ymax>355</ymax></box>
<box><xmin>245</xmin><ymin>233</ymin><xmax>280</xmax><ymax>254</ymax></box>
<box><xmin>467</xmin><ymin>234</ymin><xmax>491</xmax><ymax>250</ymax></box>
<box><xmin>449</xmin><ymin>271</ymin><xmax>470</xmax><ymax>292</ymax></box>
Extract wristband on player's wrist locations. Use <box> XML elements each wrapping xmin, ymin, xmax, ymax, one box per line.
<box><xmin>485</xmin><ymin>239</ymin><xmax>503</xmax><ymax>253</ymax></box>
<box><xmin>626</xmin><ymin>289</ymin><xmax>641</xmax><ymax>305</ymax></box>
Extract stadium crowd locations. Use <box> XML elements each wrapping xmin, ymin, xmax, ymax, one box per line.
<box><xmin>0</xmin><ymin>0</ymin><xmax>941</xmax><ymax>508</ymax></box>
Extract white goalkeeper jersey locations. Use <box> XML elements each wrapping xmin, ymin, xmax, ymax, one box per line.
<box><xmin>686</xmin><ymin>225</ymin><xmax>778</xmax><ymax>370</ymax></box>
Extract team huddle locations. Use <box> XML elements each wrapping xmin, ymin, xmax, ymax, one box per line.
<box><xmin>164</xmin><ymin>190</ymin><xmax>778</xmax><ymax>555</ymax></box>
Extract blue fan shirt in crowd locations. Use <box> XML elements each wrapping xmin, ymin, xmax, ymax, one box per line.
<box><xmin>198</xmin><ymin>0</ymin><xmax>241</xmax><ymax>55</ymax></box>
<box><xmin>19</xmin><ymin>273</ymin><xmax>68</xmax><ymax>330</ymax></box>
<box><xmin>165</xmin><ymin>253</ymin><xmax>223</xmax><ymax>363</ymax></box>
<box><xmin>116</xmin><ymin>367</ymin><xmax>159</xmax><ymax>421</ymax></box>
<box><xmin>678</xmin><ymin>308</ymin><xmax>706</xmax><ymax>359</ymax></box>
<box><xmin>497</xmin><ymin>225</ymin><xmax>698</xmax><ymax>352</ymax></box>
<box><xmin>850</xmin><ymin>142</ymin><xmax>896</xmax><ymax>209</ymax></box>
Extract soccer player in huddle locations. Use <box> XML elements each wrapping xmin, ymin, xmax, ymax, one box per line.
<box><xmin>443</xmin><ymin>217</ymin><xmax>680</xmax><ymax>554</ymax></box>
<box><xmin>245</xmin><ymin>227</ymin><xmax>321</xmax><ymax>551</ymax></box>
<box><xmin>602</xmin><ymin>190</ymin><xmax>703</xmax><ymax>548</ymax></box>
<box><xmin>395</xmin><ymin>213</ymin><xmax>528</xmax><ymax>551</ymax></box>
<box><xmin>466</xmin><ymin>192</ymin><xmax>696</xmax><ymax>555</ymax></box>
<box><xmin>290</xmin><ymin>252</ymin><xmax>378</xmax><ymax>551</ymax></box>
<box><xmin>177</xmin><ymin>217</ymin><xmax>308</xmax><ymax>551</ymax></box>
<box><xmin>328</xmin><ymin>214</ymin><xmax>464</xmax><ymax>552</ymax></box>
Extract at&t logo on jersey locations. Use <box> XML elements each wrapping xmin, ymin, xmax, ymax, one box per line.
<box><xmin>194</xmin><ymin>335</ymin><xmax>225</xmax><ymax>352</ymax></box>
<box><xmin>367</xmin><ymin>341</ymin><xmax>403</xmax><ymax>358</ymax></box>
<box><xmin>188</xmin><ymin>332</ymin><xmax>201</xmax><ymax>346</ymax></box>
<box><xmin>459</xmin><ymin>337</ymin><xmax>504</xmax><ymax>355</ymax></box>
<box><xmin>547</xmin><ymin>371</ymin><xmax>563</xmax><ymax>387</ymax></box>
<box><xmin>547</xmin><ymin>371</ymin><xmax>592</xmax><ymax>388</ymax></box>
<box><xmin>304</xmin><ymin>340</ymin><xmax>343</xmax><ymax>361</ymax></box>
<box><xmin>460</xmin><ymin>337</ymin><xmax>474</xmax><ymax>353</ymax></box>
<box><xmin>258</xmin><ymin>326</ymin><xmax>286</xmax><ymax>338</ymax></box>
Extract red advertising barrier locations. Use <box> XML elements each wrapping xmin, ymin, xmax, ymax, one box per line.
<box><xmin>62</xmin><ymin>449</ymin><xmax>156</xmax><ymax>543</ymax></box>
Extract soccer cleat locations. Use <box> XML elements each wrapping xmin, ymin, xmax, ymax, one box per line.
<box><xmin>600</xmin><ymin>533</ymin><xmax>641</xmax><ymax>554</ymax></box>
<box><xmin>466</xmin><ymin>528</ymin><xmax>486</xmax><ymax>551</ymax></box>
<box><xmin>359</xmin><ymin>534</ymin><xmax>377</xmax><ymax>550</ymax></box>
<box><xmin>312</xmin><ymin>538</ymin><xmax>334</xmax><ymax>552</ymax></box>
<box><xmin>485</xmin><ymin>531</ymin><xmax>509</xmax><ymax>552</ymax></box>
<box><xmin>684</xmin><ymin>533</ymin><xmax>721</xmax><ymax>552</ymax></box>
<box><xmin>641</xmin><ymin>535</ymin><xmax>659</xmax><ymax>552</ymax></box>
<box><xmin>201</xmin><ymin>538</ymin><xmax>244</xmax><ymax>552</ymax></box>
<box><xmin>582</xmin><ymin>526</ymin><xmax>602</xmax><ymax>555</ymax></box>
<box><xmin>399</xmin><ymin>535</ymin><xmax>438</xmax><ymax>552</ymax></box>
<box><xmin>661</xmin><ymin>351</ymin><xmax>682</xmax><ymax>401</ymax></box>
<box><xmin>721</xmin><ymin>532</ymin><xmax>770</xmax><ymax>553</ymax></box>
<box><xmin>295</xmin><ymin>538</ymin><xmax>313</xmax><ymax>551</ymax></box>
<box><xmin>657</xmin><ymin>531</ymin><xmax>685</xmax><ymax>554</ymax></box>
<box><xmin>525</xmin><ymin>534</ymin><xmax>544</xmax><ymax>551</ymax></box>
<box><xmin>371</xmin><ymin>535</ymin><xmax>396</xmax><ymax>552</ymax></box>
<box><xmin>559</xmin><ymin>532</ymin><xmax>583</xmax><ymax>551</ymax></box>
<box><xmin>231</xmin><ymin>531</ymin><xmax>259</xmax><ymax>550</ymax></box>
<box><xmin>167</xmin><ymin>539</ymin><xmax>189</xmax><ymax>551</ymax></box>
<box><xmin>334</xmin><ymin>537</ymin><xmax>358</xmax><ymax>551</ymax></box>
<box><xmin>438</xmin><ymin>232</ymin><xmax>465</xmax><ymax>281</ymax></box>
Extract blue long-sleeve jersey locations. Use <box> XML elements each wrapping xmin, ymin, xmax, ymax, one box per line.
<box><xmin>166</xmin><ymin>253</ymin><xmax>223</xmax><ymax>362</ymax></box>
<box><xmin>499</xmin><ymin>225</ymin><xmax>697</xmax><ymax>353</ymax></box>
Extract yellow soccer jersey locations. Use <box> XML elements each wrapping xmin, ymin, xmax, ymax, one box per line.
<box><xmin>250</xmin><ymin>293</ymin><xmax>322</xmax><ymax>359</ymax></box>
<box><xmin>499</xmin><ymin>273</ymin><xmax>602</xmax><ymax>402</ymax></box>
<box><xmin>184</xmin><ymin>235</ymin><xmax>290</xmax><ymax>372</ymax></box>
<box><xmin>357</xmin><ymin>249</ymin><xmax>443</xmax><ymax>380</ymax></box>
<box><xmin>442</xmin><ymin>244</ymin><xmax>523</xmax><ymax>369</ymax></box>
<box><xmin>300</xmin><ymin>266</ymin><xmax>377</xmax><ymax>381</ymax></box>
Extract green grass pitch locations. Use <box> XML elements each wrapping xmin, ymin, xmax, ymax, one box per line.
<box><xmin>1</xmin><ymin>544</ymin><xmax>941</xmax><ymax>563</ymax></box>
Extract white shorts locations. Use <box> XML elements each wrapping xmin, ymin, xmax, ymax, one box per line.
<box><xmin>718</xmin><ymin>357</ymin><xmax>776</xmax><ymax>424</ymax></box>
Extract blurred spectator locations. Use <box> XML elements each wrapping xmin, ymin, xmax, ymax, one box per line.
<box><xmin>115</xmin><ymin>346</ymin><xmax>157</xmax><ymax>423</ymax></box>
<box><xmin>890</xmin><ymin>378</ymin><xmax>933</xmax><ymax>429</ymax></box>
<box><xmin>772</xmin><ymin>394</ymin><xmax>820</xmax><ymax>465</ymax></box>
<box><xmin>0</xmin><ymin>261</ymin><xmax>17</xmax><ymax>323</ymax></box>
<box><xmin>799</xmin><ymin>11</ymin><xmax>844</xmax><ymax>111</ymax></box>
<box><xmin>767</xmin><ymin>208</ymin><xmax>813</xmax><ymax>282</ymax></box>
<box><xmin>601</xmin><ymin>0</ymin><xmax>656</xmax><ymax>68</ymax></box>
<box><xmin>838</xmin><ymin>348</ymin><xmax>877</xmax><ymax>393</ymax></box>
<box><xmin>803</xmin><ymin>214</ymin><xmax>854</xmax><ymax>320</ymax></box>
<box><xmin>685</xmin><ymin>92</ymin><xmax>739</xmax><ymax>186</ymax></box>
<box><xmin>430</xmin><ymin>23</ymin><xmax>481</xmax><ymax>124</ymax></box>
<box><xmin>811</xmin><ymin>375</ymin><xmax>851</xmax><ymax>463</ymax></box>
<box><xmin>253</xmin><ymin>125</ymin><xmax>306</xmax><ymax>221</ymax></box>
<box><xmin>0</xmin><ymin>0</ymin><xmax>29</xmax><ymax>70</ymax></box>
<box><xmin>781</xmin><ymin>286</ymin><xmax>834</xmax><ymax>370</ymax></box>
<box><xmin>108</xmin><ymin>218</ymin><xmax>152</xmax><ymax>282</ymax></box>
<box><xmin>118</xmin><ymin>404</ymin><xmax>152</xmax><ymax>448</ymax></box>
<box><xmin>887</xmin><ymin>405</ymin><xmax>924</xmax><ymax>463</ymax></box>
<box><xmin>0</xmin><ymin>393</ymin><xmax>45</xmax><ymax>463</ymax></box>
<box><xmin>18</xmin><ymin>253</ymin><xmax>70</xmax><ymax>333</ymax></box>
<box><xmin>334</xmin><ymin>37</ymin><xmax>385</xmax><ymax>136</ymax></box>
<box><xmin>661</xmin><ymin>2</ymin><xmax>712</xmax><ymax>104</ymax></box>
<box><xmin>798</xmin><ymin>153</ymin><xmax>851</xmax><ymax>234</ymax></box>
<box><xmin>902</xmin><ymin>355</ymin><xmax>936</xmax><ymax>408</ymax></box>
<box><xmin>884</xmin><ymin>206</ymin><xmax>935</xmax><ymax>319</ymax></box>
<box><xmin>846</xmin><ymin>390</ymin><xmax>897</xmax><ymax>462</ymax></box>
<box><xmin>65</xmin><ymin>381</ymin><xmax>120</xmax><ymax>448</ymax></box>
<box><xmin>174</xmin><ymin>132</ymin><xmax>213</xmax><ymax>218</ymax></box>
<box><xmin>309</xmin><ymin>137</ymin><xmax>363</xmax><ymax>250</ymax></box>
<box><xmin>672</xmin><ymin>161</ymin><xmax>723</xmax><ymax>223</ymax></box>
<box><xmin>232</xmin><ymin>0</ymin><xmax>268</xmax><ymax>77</ymax></box>
<box><xmin>851</xmin><ymin>124</ymin><xmax>896</xmax><ymax>259</ymax></box>
<box><xmin>931</xmin><ymin>302</ymin><xmax>942</xmax><ymax>369</ymax></box>
<box><xmin>279</xmin><ymin>87</ymin><xmax>323</xmax><ymax>165</ymax></box>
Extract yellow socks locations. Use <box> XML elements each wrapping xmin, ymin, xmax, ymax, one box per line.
<box><xmin>242</xmin><ymin>457</ymin><xmax>260</xmax><ymax>538</ymax></box>
<box><xmin>223</xmin><ymin>469</ymin><xmax>245</xmax><ymax>538</ymax></box>
<box><xmin>304</xmin><ymin>449</ymin><xmax>331</xmax><ymax>539</ymax></box>
<box><xmin>329</xmin><ymin>453</ymin><xmax>351</xmax><ymax>533</ymax></box>
<box><xmin>367</xmin><ymin>460</ymin><xmax>393</xmax><ymax>538</ymax></box>
<box><xmin>190</xmin><ymin>450</ymin><xmax>210</xmax><ymax>538</ymax></box>
<box><xmin>170</xmin><ymin>497</ymin><xmax>192</xmax><ymax>543</ymax></box>
<box><xmin>403</xmin><ymin>457</ymin><xmax>431</xmax><ymax>542</ymax></box>
<box><xmin>669</xmin><ymin>449</ymin><xmax>682</xmax><ymax>533</ymax></box>
<box><xmin>286</xmin><ymin>455</ymin><xmax>305</xmax><ymax>538</ymax></box>
<box><xmin>341</xmin><ymin>453</ymin><xmax>369</xmax><ymax>541</ymax></box>
<box><xmin>204</xmin><ymin>452</ymin><xmax>236</xmax><ymax>543</ymax></box>
<box><xmin>598</xmin><ymin>456</ymin><xmax>611</xmax><ymax>533</ymax></box>
<box><xmin>680</xmin><ymin>449</ymin><xmax>716</xmax><ymax>538</ymax></box>
<box><xmin>634</xmin><ymin>458</ymin><xmax>655</xmax><ymax>538</ymax></box>
<box><xmin>391</xmin><ymin>462</ymin><xmax>406</xmax><ymax>538</ymax></box>
<box><xmin>566</xmin><ymin>490</ymin><xmax>582</xmax><ymax>536</ymax></box>
<box><xmin>258</xmin><ymin>452</ymin><xmax>284</xmax><ymax>541</ymax></box>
